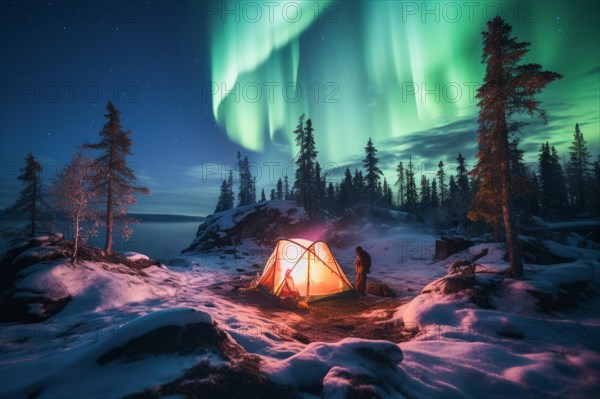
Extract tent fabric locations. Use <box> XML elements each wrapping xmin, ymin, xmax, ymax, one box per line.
<box><xmin>257</xmin><ymin>238</ymin><xmax>355</xmax><ymax>303</ymax></box>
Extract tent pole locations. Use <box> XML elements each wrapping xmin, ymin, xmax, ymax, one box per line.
<box><xmin>307</xmin><ymin>250</ymin><xmax>310</xmax><ymax>300</ymax></box>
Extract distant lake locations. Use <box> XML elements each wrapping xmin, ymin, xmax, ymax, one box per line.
<box><xmin>0</xmin><ymin>214</ymin><xmax>203</xmax><ymax>261</ymax></box>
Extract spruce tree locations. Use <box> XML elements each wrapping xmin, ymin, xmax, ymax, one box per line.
<box><xmin>352</xmin><ymin>169</ymin><xmax>365</xmax><ymax>203</ymax></box>
<box><xmin>293</xmin><ymin>115</ymin><xmax>318</xmax><ymax>218</ymax></box>
<box><xmin>84</xmin><ymin>102</ymin><xmax>149</xmax><ymax>252</ymax></box>
<box><xmin>456</xmin><ymin>153</ymin><xmax>470</xmax><ymax>198</ymax></box>
<box><xmin>550</xmin><ymin>145</ymin><xmax>569</xmax><ymax>216</ymax></box>
<box><xmin>395</xmin><ymin>161</ymin><xmax>405</xmax><ymax>208</ymax></box>
<box><xmin>470</xmin><ymin>17</ymin><xmax>561</xmax><ymax>277</ymax></box>
<box><xmin>270</xmin><ymin>189</ymin><xmax>276</xmax><ymax>200</ymax></box>
<box><xmin>338</xmin><ymin>167</ymin><xmax>353</xmax><ymax>211</ymax></box>
<box><xmin>214</xmin><ymin>170</ymin><xmax>234</xmax><ymax>212</ymax></box>
<box><xmin>430</xmin><ymin>179</ymin><xmax>439</xmax><ymax>208</ymax></box>
<box><xmin>260</xmin><ymin>188</ymin><xmax>266</xmax><ymax>202</ymax></box>
<box><xmin>304</xmin><ymin>119</ymin><xmax>318</xmax><ymax>216</ymax></box>
<box><xmin>448</xmin><ymin>176</ymin><xmax>458</xmax><ymax>206</ymax></box>
<box><xmin>453</xmin><ymin>153</ymin><xmax>471</xmax><ymax>225</ymax></box>
<box><xmin>283</xmin><ymin>175</ymin><xmax>290</xmax><ymax>200</ymax></box>
<box><xmin>362</xmin><ymin>138</ymin><xmax>383</xmax><ymax>207</ymax></box>
<box><xmin>292</xmin><ymin>114</ymin><xmax>306</xmax><ymax>204</ymax></box>
<box><xmin>437</xmin><ymin>161</ymin><xmax>447</xmax><ymax>206</ymax></box>
<box><xmin>315</xmin><ymin>161</ymin><xmax>326</xmax><ymax>213</ymax></box>
<box><xmin>10</xmin><ymin>153</ymin><xmax>44</xmax><ymax>237</ymax></box>
<box><xmin>250</xmin><ymin>176</ymin><xmax>257</xmax><ymax>204</ymax></box>
<box><xmin>592</xmin><ymin>157</ymin><xmax>600</xmax><ymax>215</ymax></box>
<box><xmin>226</xmin><ymin>171</ymin><xmax>234</xmax><ymax>208</ymax></box>
<box><xmin>405</xmin><ymin>156</ymin><xmax>418</xmax><ymax>211</ymax></box>
<box><xmin>236</xmin><ymin>153</ymin><xmax>255</xmax><ymax>206</ymax></box>
<box><xmin>215</xmin><ymin>180</ymin><xmax>231</xmax><ymax>212</ymax></box>
<box><xmin>326</xmin><ymin>182</ymin><xmax>336</xmax><ymax>211</ymax></box>
<box><xmin>567</xmin><ymin>123</ymin><xmax>590</xmax><ymax>210</ymax></box>
<box><xmin>538</xmin><ymin>142</ymin><xmax>568</xmax><ymax>218</ymax></box>
<box><xmin>276</xmin><ymin>178</ymin><xmax>283</xmax><ymax>200</ymax></box>
<box><xmin>471</xmin><ymin>139</ymin><xmax>529</xmax><ymax>228</ymax></box>
<box><xmin>537</xmin><ymin>142</ymin><xmax>552</xmax><ymax>215</ymax></box>
<box><xmin>383</xmin><ymin>178</ymin><xmax>394</xmax><ymax>208</ymax></box>
<box><xmin>420</xmin><ymin>175</ymin><xmax>430</xmax><ymax>210</ymax></box>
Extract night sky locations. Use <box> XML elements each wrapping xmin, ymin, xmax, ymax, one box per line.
<box><xmin>1</xmin><ymin>0</ymin><xmax>598</xmax><ymax>216</ymax></box>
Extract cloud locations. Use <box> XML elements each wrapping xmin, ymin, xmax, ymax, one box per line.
<box><xmin>344</xmin><ymin>118</ymin><xmax>481</xmax><ymax>177</ymax></box>
<box><xmin>136</xmin><ymin>172</ymin><xmax>157</xmax><ymax>187</ymax></box>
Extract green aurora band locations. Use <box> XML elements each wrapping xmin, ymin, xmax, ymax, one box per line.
<box><xmin>209</xmin><ymin>0</ymin><xmax>599</xmax><ymax>165</ymax></box>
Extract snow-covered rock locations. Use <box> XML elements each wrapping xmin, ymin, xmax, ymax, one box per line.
<box><xmin>183</xmin><ymin>200</ymin><xmax>311</xmax><ymax>252</ymax></box>
<box><xmin>122</xmin><ymin>251</ymin><xmax>150</xmax><ymax>261</ymax></box>
<box><xmin>0</xmin><ymin>237</ymin><xmax>177</xmax><ymax>322</ymax></box>
<box><xmin>264</xmin><ymin>338</ymin><xmax>406</xmax><ymax>397</ymax></box>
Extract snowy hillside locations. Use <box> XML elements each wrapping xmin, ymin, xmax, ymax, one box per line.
<box><xmin>1</xmin><ymin>216</ymin><xmax>599</xmax><ymax>398</ymax></box>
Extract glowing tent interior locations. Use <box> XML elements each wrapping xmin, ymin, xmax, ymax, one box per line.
<box><xmin>257</xmin><ymin>238</ymin><xmax>355</xmax><ymax>303</ymax></box>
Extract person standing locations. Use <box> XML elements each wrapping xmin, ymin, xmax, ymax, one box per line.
<box><xmin>354</xmin><ymin>246</ymin><xmax>371</xmax><ymax>296</ymax></box>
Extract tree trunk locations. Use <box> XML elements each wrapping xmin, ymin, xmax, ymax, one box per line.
<box><xmin>51</xmin><ymin>204</ymin><xmax>58</xmax><ymax>235</ymax></box>
<box><xmin>578</xmin><ymin>157</ymin><xmax>584</xmax><ymax>209</ymax></box>
<box><xmin>105</xmin><ymin>178</ymin><xmax>113</xmax><ymax>253</ymax></box>
<box><xmin>31</xmin><ymin>176</ymin><xmax>37</xmax><ymax>237</ymax></box>
<box><xmin>73</xmin><ymin>214</ymin><xmax>80</xmax><ymax>262</ymax></box>
<box><xmin>501</xmin><ymin>157</ymin><xmax>523</xmax><ymax>277</ymax></box>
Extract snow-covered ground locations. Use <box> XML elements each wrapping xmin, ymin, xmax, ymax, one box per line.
<box><xmin>1</xmin><ymin>220</ymin><xmax>599</xmax><ymax>398</ymax></box>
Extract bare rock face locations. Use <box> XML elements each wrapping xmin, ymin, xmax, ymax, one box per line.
<box><xmin>183</xmin><ymin>201</ymin><xmax>312</xmax><ymax>252</ymax></box>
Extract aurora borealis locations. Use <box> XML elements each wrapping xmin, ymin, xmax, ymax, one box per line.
<box><xmin>0</xmin><ymin>0</ymin><xmax>598</xmax><ymax>216</ymax></box>
<box><xmin>209</xmin><ymin>0</ymin><xmax>599</xmax><ymax>165</ymax></box>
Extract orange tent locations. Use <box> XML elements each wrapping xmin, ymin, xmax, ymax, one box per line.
<box><xmin>257</xmin><ymin>238</ymin><xmax>355</xmax><ymax>303</ymax></box>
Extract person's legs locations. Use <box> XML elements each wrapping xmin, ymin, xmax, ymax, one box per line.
<box><xmin>355</xmin><ymin>273</ymin><xmax>362</xmax><ymax>293</ymax></box>
<box><xmin>362</xmin><ymin>274</ymin><xmax>367</xmax><ymax>295</ymax></box>
<box><xmin>356</xmin><ymin>272</ymin><xmax>366</xmax><ymax>295</ymax></box>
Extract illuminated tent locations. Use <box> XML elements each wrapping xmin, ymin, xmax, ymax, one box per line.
<box><xmin>257</xmin><ymin>238</ymin><xmax>355</xmax><ymax>303</ymax></box>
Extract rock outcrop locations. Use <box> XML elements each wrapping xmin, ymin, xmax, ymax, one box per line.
<box><xmin>183</xmin><ymin>201</ymin><xmax>312</xmax><ymax>252</ymax></box>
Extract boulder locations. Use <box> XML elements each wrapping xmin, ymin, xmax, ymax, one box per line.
<box><xmin>366</xmin><ymin>282</ymin><xmax>395</xmax><ymax>297</ymax></box>
<box><xmin>183</xmin><ymin>201</ymin><xmax>311</xmax><ymax>252</ymax></box>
